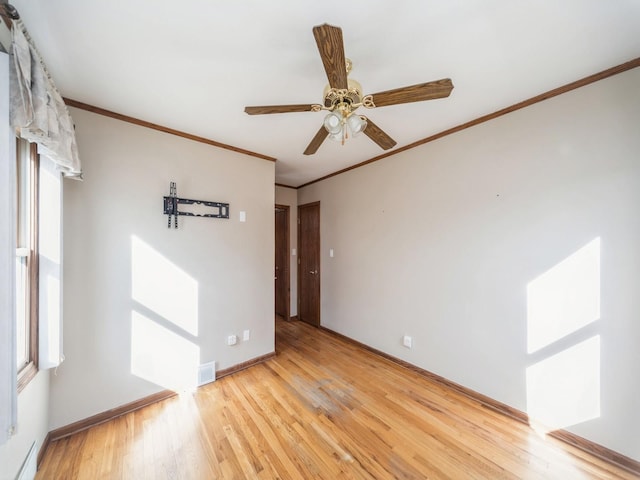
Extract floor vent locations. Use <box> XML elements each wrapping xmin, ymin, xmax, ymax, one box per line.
<box><xmin>198</xmin><ymin>361</ymin><xmax>216</xmax><ymax>386</ymax></box>
<box><xmin>16</xmin><ymin>441</ymin><xmax>37</xmax><ymax>480</ymax></box>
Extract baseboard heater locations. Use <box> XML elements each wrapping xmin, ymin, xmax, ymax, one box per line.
<box><xmin>16</xmin><ymin>441</ymin><xmax>37</xmax><ymax>480</ymax></box>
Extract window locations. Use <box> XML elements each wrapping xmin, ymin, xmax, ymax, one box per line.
<box><xmin>15</xmin><ymin>138</ymin><xmax>39</xmax><ymax>391</ymax></box>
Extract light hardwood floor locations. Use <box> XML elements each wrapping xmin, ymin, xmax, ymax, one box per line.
<box><xmin>37</xmin><ymin>318</ymin><xmax>636</xmax><ymax>479</ymax></box>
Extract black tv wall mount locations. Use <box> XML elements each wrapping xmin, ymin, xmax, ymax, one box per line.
<box><xmin>163</xmin><ymin>182</ymin><xmax>229</xmax><ymax>228</ymax></box>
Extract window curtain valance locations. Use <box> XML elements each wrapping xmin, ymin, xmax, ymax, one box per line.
<box><xmin>9</xmin><ymin>20</ymin><xmax>81</xmax><ymax>178</ymax></box>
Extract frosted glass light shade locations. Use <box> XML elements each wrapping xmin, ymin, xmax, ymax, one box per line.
<box><xmin>323</xmin><ymin>112</ymin><xmax>342</xmax><ymax>135</ymax></box>
<box><xmin>347</xmin><ymin>114</ymin><xmax>366</xmax><ymax>136</ymax></box>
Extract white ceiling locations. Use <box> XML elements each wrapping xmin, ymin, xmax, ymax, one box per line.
<box><xmin>10</xmin><ymin>0</ymin><xmax>640</xmax><ymax>187</ymax></box>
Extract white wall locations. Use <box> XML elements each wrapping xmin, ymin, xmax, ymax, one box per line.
<box><xmin>298</xmin><ymin>67</ymin><xmax>640</xmax><ymax>460</ymax></box>
<box><xmin>0</xmin><ymin>372</ymin><xmax>50</xmax><ymax>480</ymax></box>
<box><xmin>275</xmin><ymin>186</ymin><xmax>298</xmax><ymax>317</ymax></box>
<box><xmin>50</xmin><ymin>108</ymin><xmax>275</xmax><ymax>430</ymax></box>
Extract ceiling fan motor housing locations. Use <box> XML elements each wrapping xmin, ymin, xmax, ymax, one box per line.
<box><xmin>323</xmin><ymin>78</ymin><xmax>364</xmax><ymax>109</ymax></box>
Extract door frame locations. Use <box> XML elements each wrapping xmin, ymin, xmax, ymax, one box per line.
<box><xmin>297</xmin><ymin>201</ymin><xmax>320</xmax><ymax>326</ymax></box>
<box><xmin>275</xmin><ymin>204</ymin><xmax>290</xmax><ymax>321</ymax></box>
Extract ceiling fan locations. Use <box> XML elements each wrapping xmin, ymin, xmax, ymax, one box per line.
<box><xmin>244</xmin><ymin>24</ymin><xmax>454</xmax><ymax>155</ymax></box>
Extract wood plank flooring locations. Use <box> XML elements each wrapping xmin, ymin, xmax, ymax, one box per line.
<box><xmin>37</xmin><ymin>318</ymin><xmax>636</xmax><ymax>479</ymax></box>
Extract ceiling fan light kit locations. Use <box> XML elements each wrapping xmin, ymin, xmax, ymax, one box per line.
<box><xmin>323</xmin><ymin>105</ymin><xmax>367</xmax><ymax>144</ymax></box>
<box><xmin>245</xmin><ymin>23</ymin><xmax>454</xmax><ymax>155</ymax></box>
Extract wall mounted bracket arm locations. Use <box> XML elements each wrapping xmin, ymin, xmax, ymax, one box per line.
<box><xmin>163</xmin><ymin>182</ymin><xmax>229</xmax><ymax>229</ymax></box>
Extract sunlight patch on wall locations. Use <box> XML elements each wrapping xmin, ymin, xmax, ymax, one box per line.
<box><xmin>525</xmin><ymin>237</ymin><xmax>602</xmax><ymax>432</ymax></box>
<box><xmin>527</xmin><ymin>238</ymin><xmax>600</xmax><ymax>354</ymax></box>
<box><xmin>526</xmin><ymin>335</ymin><xmax>600</xmax><ymax>432</ymax></box>
<box><xmin>131</xmin><ymin>311</ymin><xmax>199</xmax><ymax>392</ymax></box>
<box><xmin>131</xmin><ymin>235</ymin><xmax>199</xmax><ymax>336</ymax></box>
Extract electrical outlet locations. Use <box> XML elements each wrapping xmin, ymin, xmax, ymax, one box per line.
<box><xmin>243</xmin><ymin>329</ymin><xmax>250</xmax><ymax>341</ymax></box>
<box><xmin>403</xmin><ymin>335</ymin><xmax>412</xmax><ymax>348</ymax></box>
<box><xmin>226</xmin><ymin>334</ymin><xmax>238</xmax><ymax>346</ymax></box>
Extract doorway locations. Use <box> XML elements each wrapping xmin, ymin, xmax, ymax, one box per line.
<box><xmin>298</xmin><ymin>202</ymin><xmax>320</xmax><ymax>326</ymax></box>
<box><xmin>275</xmin><ymin>205</ymin><xmax>290</xmax><ymax>321</ymax></box>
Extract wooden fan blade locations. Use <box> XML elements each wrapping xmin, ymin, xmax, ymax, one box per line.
<box><xmin>370</xmin><ymin>79</ymin><xmax>454</xmax><ymax>107</ymax></box>
<box><xmin>303</xmin><ymin>126</ymin><xmax>329</xmax><ymax>155</ymax></box>
<box><xmin>312</xmin><ymin>24</ymin><xmax>348</xmax><ymax>90</ymax></box>
<box><xmin>245</xmin><ymin>104</ymin><xmax>317</xmax><ymax>115</ymax></box>
<box><xmin>362</xmin><ymin>118</ymin><xmax>397</xmax><ymax>150</ymax></box>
